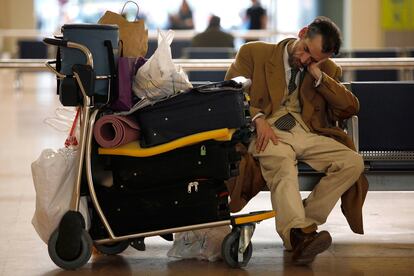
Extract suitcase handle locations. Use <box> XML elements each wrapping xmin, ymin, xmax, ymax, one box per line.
<box><xmin>194</xmin><ymin>77</ymin><xmax>251</xmax><ymax>93</ymax></box>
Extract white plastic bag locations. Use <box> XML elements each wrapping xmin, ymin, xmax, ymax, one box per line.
<box><xmin>132</xmin><ymin>29</ymin><xmax>192</xmax><ymax>102</ymax></box>
<box><xmin>43</xmin><ymin>107</ymin><xmax>78</xmax><ymax>133</ymax></box>
<box><xmin>167</xmin><ymin>226</ymin><xmax>231</xmax><ymax>262</ymax></box>
<box><xmin>31</xmin><ymin>147</ymin><xmax>90</xmax><ymax>243</ymax></box>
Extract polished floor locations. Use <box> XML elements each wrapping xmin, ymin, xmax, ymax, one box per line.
<box><xmin>1</xmin><ymin>71</ymin><xmax>414</xmax><ymax>276</ymax></box>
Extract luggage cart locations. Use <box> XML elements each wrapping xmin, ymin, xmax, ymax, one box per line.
<box><xmin>43</xmin><ymin>32</ymin><xmax>275</xmax><ymax>270</ymax></box>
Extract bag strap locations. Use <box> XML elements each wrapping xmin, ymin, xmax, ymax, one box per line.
<box><xmin>104</xmin><ymin>40</ymin><xmax>117</xmax><ymax>104</ymax></box>
<box><xmin>121</xmin><ymin>1</ymin><xmax>140</xmax><ymax>21</ymax></box>
<box><xmin>118</xmin><ymin>40</ymin><xmax>124</xmax><ymax>57</ymax></box>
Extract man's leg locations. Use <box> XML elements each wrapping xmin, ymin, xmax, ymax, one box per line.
<box><xmin>250</xmin><ymin>130</ymin><xmax>317</xmax><ymax>250</ymax></box>
<box><xmin>298</xmin><ymin>130</ymin><xmax>365</xmax><ymax>225</ymax></box>
<box><xmin>250</xmin><ymin>124</ymin><xmax>363</xmax><ymax>264</ymax></box>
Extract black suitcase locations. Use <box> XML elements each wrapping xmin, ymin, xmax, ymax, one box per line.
<box><xmin>135</xmin><ymin>80</ymin><xmax>250</xmax><ymax>148</ymax></box>
<box><xmin>109</xmin><ymin>140</ymin><xmax>241</xmax><ymax>186</ymax></box>
<box><xmin>91</xmin><ymin>179</ymin><xmax>230</xmax><ymax>237</ymax></box>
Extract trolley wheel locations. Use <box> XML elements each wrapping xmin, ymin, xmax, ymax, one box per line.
<box><xmin>221</xmin><ymin>229</ymin><xmax>253</xmax><ymax>268</ymax></box>
<box><xmin>48</xmin><ymin>229</ymin><xmax>93</xmax><ymax>270</ymax></box>
<box><xmin>95</xmin><ymin>240</ymin><xmax>130</xmax><ymax>255</ymax></box>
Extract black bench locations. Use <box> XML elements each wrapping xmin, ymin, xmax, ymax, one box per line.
<box><xmin>352</xmin><ymin>49</ymin><xmax>401</xmax><ymax>81</ymax></box>
<box><xmin>183</xmin><ymin>47</ymin><xmax>236</xmax><ymax>82</ymax></box>
<box><xmin>349</xmin><ymin>81</ymin><xmax>414</xmax><ymax>190</ymax></box>
<box><xmin>299</xmin><ymin>82</ymin><xmax>414</xmax><ymax>190</ymax></box>
<box><xmin>145</xmin><ymin>39</ymin><xmax>192</xmax><ymax>59</ymax></box>
<box><xmin>14</xmin><ymin>40</ymin><xmax>49</xmax><ymax>89</ymax></box>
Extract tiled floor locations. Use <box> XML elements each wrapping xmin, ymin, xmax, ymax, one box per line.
<box><xmin>1</xmin><ymin>71</ymin><xmax>414</xmax><ymax>275</ymax></box>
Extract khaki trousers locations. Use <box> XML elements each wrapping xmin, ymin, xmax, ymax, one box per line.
<box><xmin>249</xmin><ymin>123</ymin><xmax>364</xmax><ymax>250</ymax></box>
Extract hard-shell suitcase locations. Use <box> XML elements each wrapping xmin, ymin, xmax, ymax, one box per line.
<box><xmin>91</xmin><ymin>179</ymin><xmax>230</xmax><ymax>237</ymax></box>
<box><xmin>135</xmin><ymin>80</ymin><xmax>250</xmax><ymax>147</ymax></box>
<box><xmin>109</xmin><ymin>140</ymin><xmax>241</xmax><ymax>186</ymax></box>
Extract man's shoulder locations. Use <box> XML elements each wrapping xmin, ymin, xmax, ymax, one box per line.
<box><xmin>219</xmin><ymin>32</ymin><xmax>234</xmax><ymax>43</ymax></box>
<box><xmin>210</xmin><ymin>29</ymin><xmax>233</xmax><ymax>38</ymax></box>
<box><xmin>196</xmin><ymin>30</ymin><xmax>233</xmax><ymax>41</ymax></box>
<box><xmin>239</xmin><ymin>41</ymin><xmax>276</xmax><ymax>57</ymax></box>
<box><xmin>191</xmin><ymin>33</ymin><xmax>203</xmax><ymax>44</ymax></box>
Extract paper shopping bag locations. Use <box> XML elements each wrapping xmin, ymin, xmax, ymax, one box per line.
<box><xmin>98</xmin><ymin>1</ymin><xmax>148</xmax><ymax>57</ymax></box>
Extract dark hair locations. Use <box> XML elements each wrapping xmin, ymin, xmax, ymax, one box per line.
<box><xmin>306</xmin><ymin>16</ymin><xmax>342</xmax><ymax>55</ymax></box>
<box><xmin>208</xmin><ymin>15</ymin><xmax>221</xmax><ymax>28</ymax></box>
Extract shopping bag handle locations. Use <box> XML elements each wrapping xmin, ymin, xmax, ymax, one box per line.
<box><xmin>121</xmin><ymin>1</ymin><xmax>140</xmax><ymax>21</ymax></box>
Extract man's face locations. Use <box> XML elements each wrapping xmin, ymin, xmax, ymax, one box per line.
<box><xmin>289</xmin><ymin>34</ymin><xmax>332</xmax><ymax>69</ymax></box>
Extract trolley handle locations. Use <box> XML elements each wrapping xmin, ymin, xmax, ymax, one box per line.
<box><xmin>43</xmin><ymin>37</ymin><xmax>94</xmax><ymax>68</ymax></box>
<box><xmin>43</xmin><ymin>37</ymin><xmax>68</xmax><ymax>47</ymax></box>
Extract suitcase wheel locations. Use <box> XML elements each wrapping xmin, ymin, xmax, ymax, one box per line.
<box><xmin>48</xmin><ymin>228</ymin><xmax>93</xmax><ymax>270</ymax></box>
<box><xmin>95</xmin><ymin>240</ymin><xmax>130</xmax><ymax>255</ymax></box>
<box><xmin>221</xmin><ymin>227</ymin><xmax>253</xmax><ymax>268</ymax></box>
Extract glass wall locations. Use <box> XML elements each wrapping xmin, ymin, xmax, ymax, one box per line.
<box><xmin>34</xmin><ymin>0</ymin><xmax>317</xmax><ymax>35</ymax></box>
<box><xmin>275</xmin><ymin>0</ymin><xmax>317</xmax><ymax>33</ymax></box>
<box><xmin>35</xmin><ymin>0</ymin><xmax>271</xmax><ymax>32</ymax></box>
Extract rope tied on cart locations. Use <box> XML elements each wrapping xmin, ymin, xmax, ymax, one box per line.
<box><xmin>64</xmin><ymin>107</ymin><xmax>80</xmax><ymax>148</ymax></box>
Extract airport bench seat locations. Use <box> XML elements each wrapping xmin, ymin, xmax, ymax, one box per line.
<box><xmin>297</xmin><ymin>81</ymin><xmax>414</xmax><ymax>191</ymax></box>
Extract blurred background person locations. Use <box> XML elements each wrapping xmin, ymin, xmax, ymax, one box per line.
<box><xmin>244</xmin><ymin>0</ymin><xmax>267</xmax><ymax>42</ymax></box>
<box><xmin>168</xmin><ymin>0</ymin><xmax>194</xmax><ymax>30</ymax></box>
<box><xmin>191</xmin><ymin>15</ymin><xmax>234</xmax><ymax>48</ymax></box>
<box><xmin>246</xmin><ymin>0</ymin><xmax>267</xmax><ymax>30</ymax></box>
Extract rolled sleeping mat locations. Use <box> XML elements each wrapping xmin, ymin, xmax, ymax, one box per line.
<box><xmin>94</xmin><ymin>115</ymin><xmax>140</xmax><ymax>148</ymax></box>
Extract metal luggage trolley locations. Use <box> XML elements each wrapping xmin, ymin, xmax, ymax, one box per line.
<box><xmin>43</xmin><ymin>28</ymin><xmax>275</xmax><ymax>270</ymax></box>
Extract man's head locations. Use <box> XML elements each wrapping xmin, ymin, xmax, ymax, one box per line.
<box><xmin>289</xmin><ymin>16</ymin><xmax>342</xmax><ymax>69</ymax></box>
<box><xmin>208</xmin><ymin>15</ymin><xmax>221</xmax><ymax>29</ymax></box>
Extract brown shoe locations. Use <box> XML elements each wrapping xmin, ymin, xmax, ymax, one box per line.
<box><xmin>290</xmin><ymin>225</ymin><xmax>332</xmax><ymax>265</ymax></box>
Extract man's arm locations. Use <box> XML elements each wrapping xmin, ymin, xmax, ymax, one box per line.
<box><xmin>225</xmin><ymin>45</ymin><xmax>263</xmax><ymax>119</ymax></box>
<box><xmin>225</xmin><ymin>45</ymin><xmax>253</xmax><ymax>82</ymax></box>
<box><xmin>225</xmin><ymin>44</ymin><xmax>278</xmax><ymax>152</ymax></box>
<box><xmin>309</xmin><ymin>61</ymin><xmax>359</xmax><ymax>119</ymax></box>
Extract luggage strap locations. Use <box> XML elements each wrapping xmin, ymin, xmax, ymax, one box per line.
<box><xmin>104</xmin><ymin>40</ymin><xmax>117</xmax><ymax>103</ymax></box>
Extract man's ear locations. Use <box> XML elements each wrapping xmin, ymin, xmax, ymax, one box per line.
<box><xmin>298</xmin><ymin>27</ymin><xmax>308</xmax><ymax>39</ymax></box>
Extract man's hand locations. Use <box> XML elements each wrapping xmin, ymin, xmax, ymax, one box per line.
<box><xmin>307</xmin><ymin>58</ymin><xmax>328</xmax><ymax>80</ymax></box>
<box><xmin>255</xmin><ymin>117</ymin><xmax>279</xmax><ymax>152</ymax></box>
